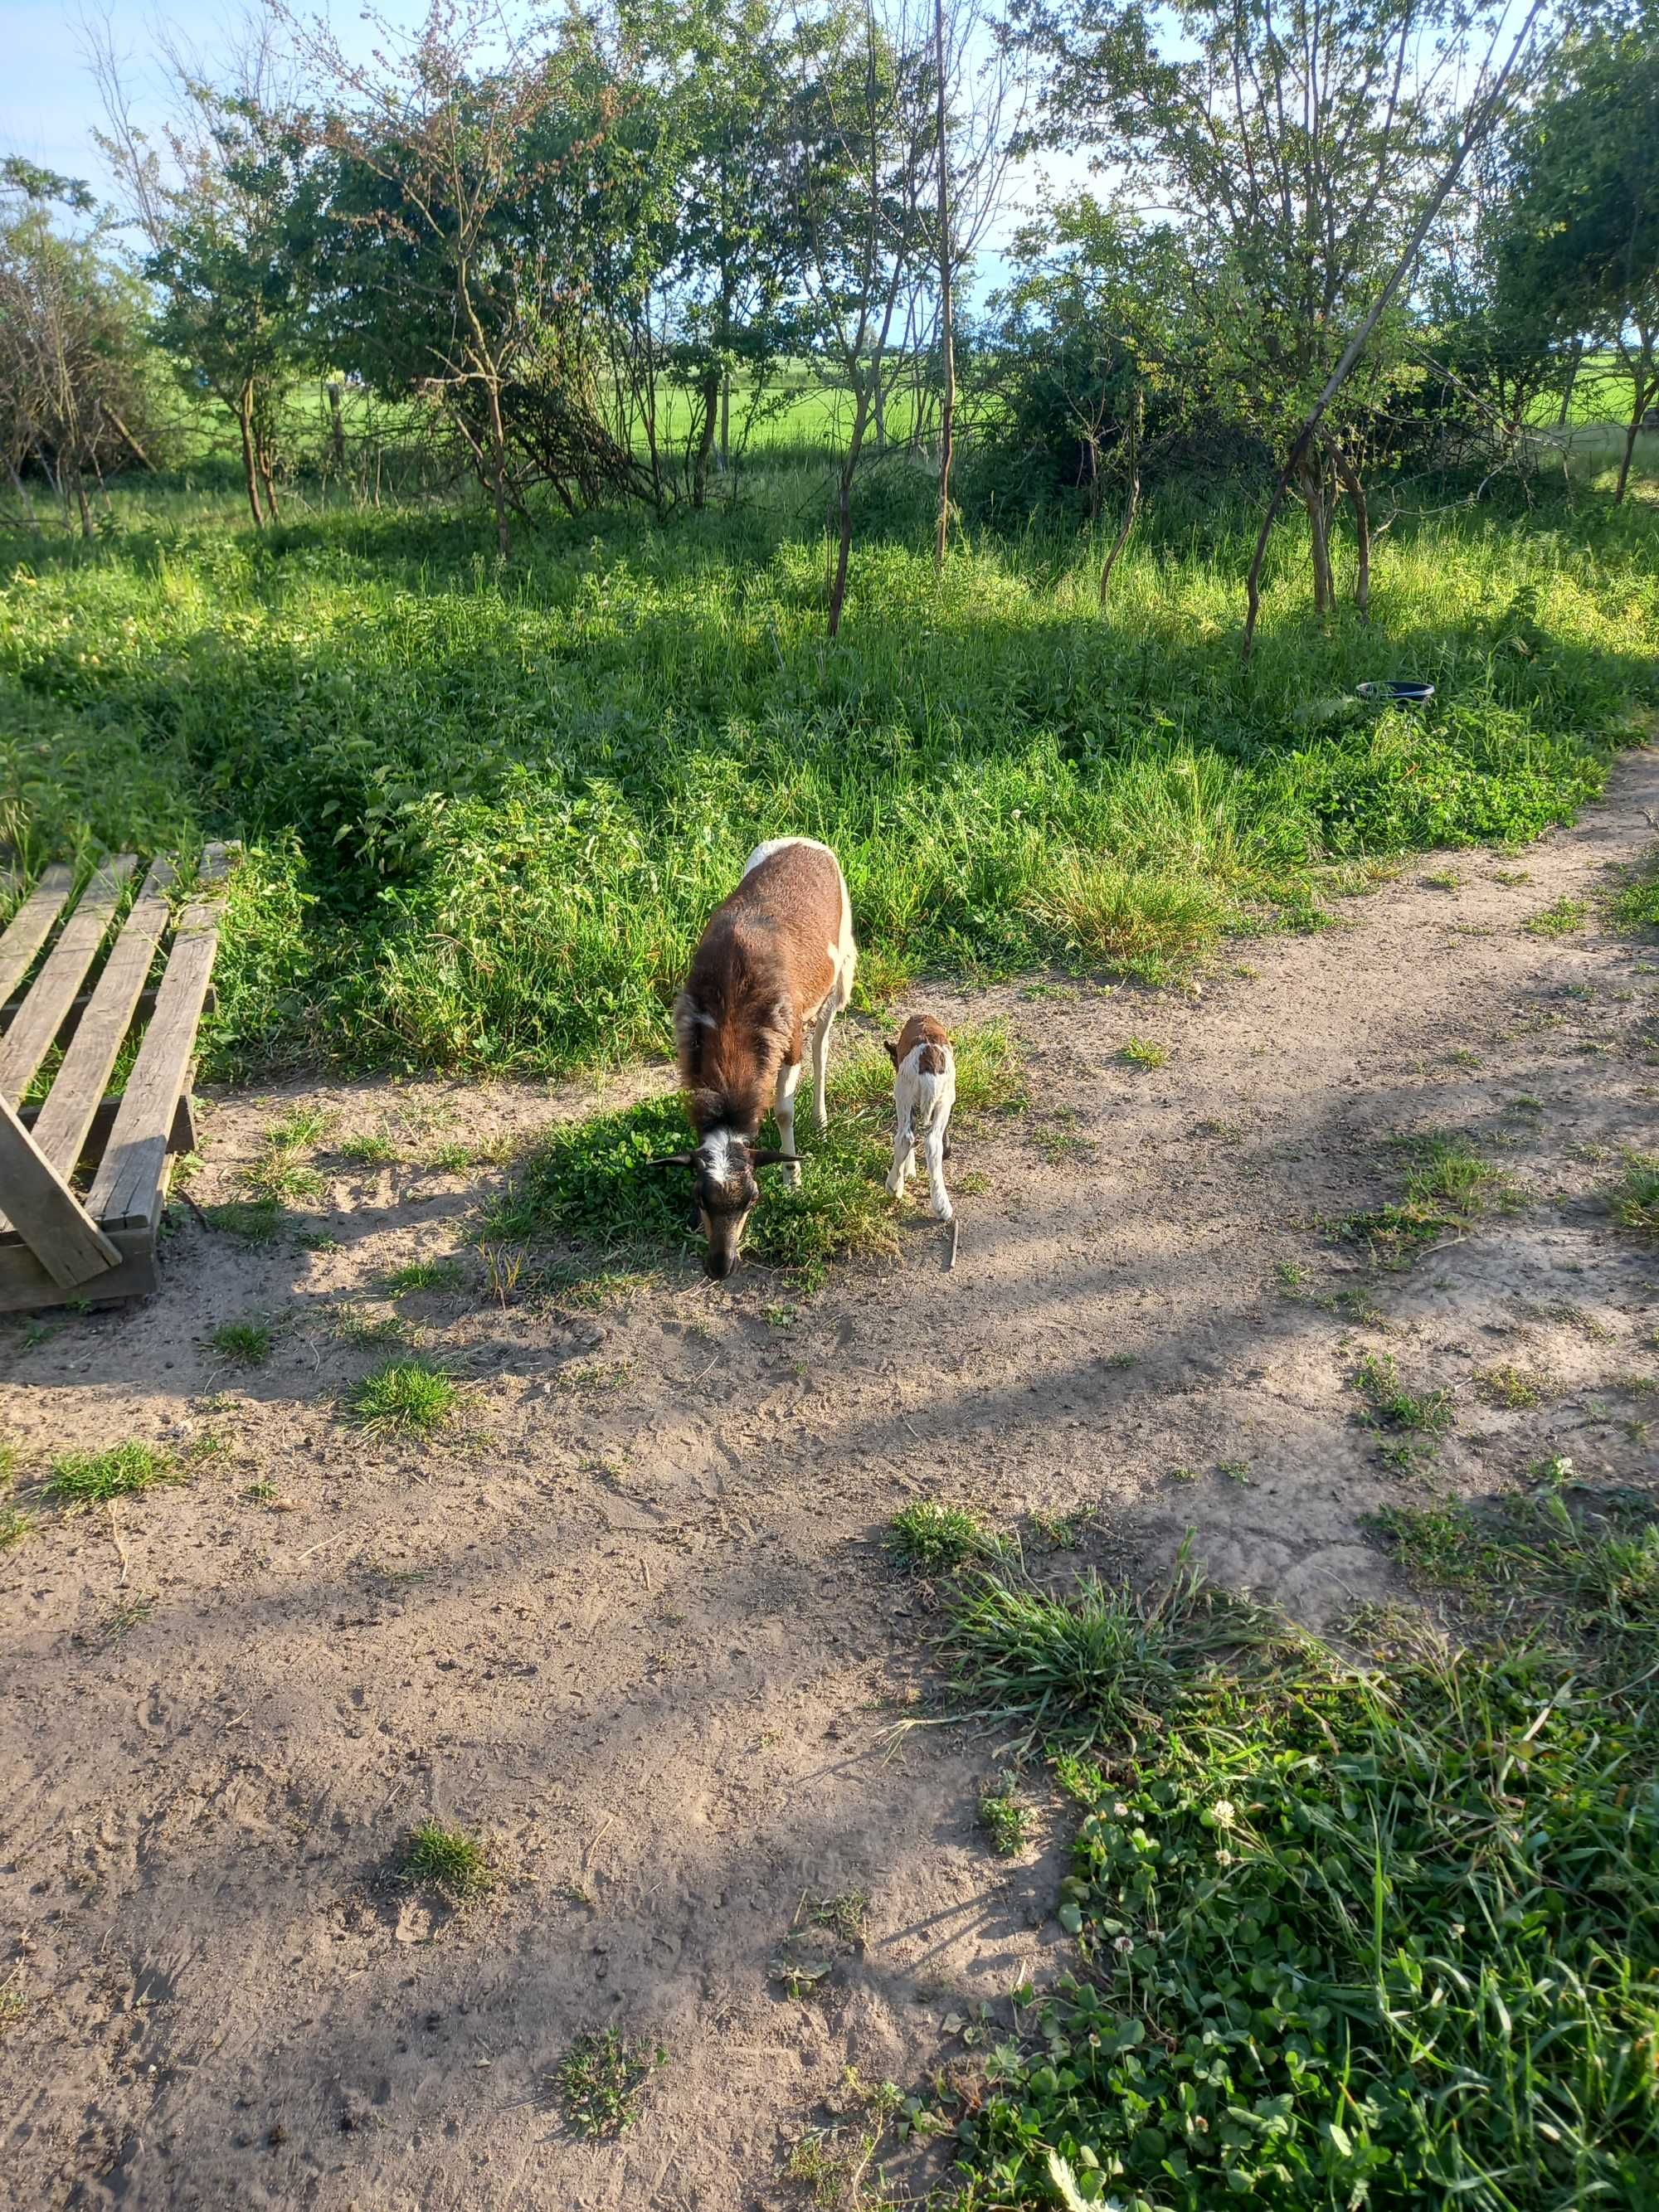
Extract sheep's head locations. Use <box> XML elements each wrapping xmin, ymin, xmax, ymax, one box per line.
<box><xmin>649</xmin><ymin>1128</ymin><xmax>794</xmax><ymax>1280</ymax></box>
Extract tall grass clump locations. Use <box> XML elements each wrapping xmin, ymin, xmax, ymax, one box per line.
<box><xmin>924</xmin><ymin>1518</ymin><xmax>1659</xmax><ymax>2210</ymax></box>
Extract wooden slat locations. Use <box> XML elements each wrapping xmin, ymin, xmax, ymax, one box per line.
<box><xmin>0</xmin><ymin>863</ymin><xmax>75</xmax><ymax>1005</ymax></box>
<box><xmin>0</xmin><ymin>855</ymin><xmax>137</xmax><ymax>1106</ymax></box>
<box><xmin>0</xmin><ymin>1220</ymin><xmax>158</xmax><ymax>1313</ymax></box>
<box><xmin>88</xmin><ymin>848</ymin><xmax>233</xmax><ymax>1231</ymax></box>
<box><xmin>0</xmin><ymin>1095</ymin><xmax>120</xmax><ymax>1287</ymax></box>
<box><xmin>30</xmin><ymin>859</ymin><xmax>177</xmax><ymax>1174</ymax></box>
<box><xmin>0</xmin><ymin>980</ymin><xmax>216</xmax><ymax>1045</ymax></box>
<box><xmin>16</xmin><ymin>1088</ymin><xmax>193</xmax><ymax>1169</ymax></box>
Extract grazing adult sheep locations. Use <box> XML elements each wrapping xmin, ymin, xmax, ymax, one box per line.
<box><xmin>654</xmin><ymin>838</ymin><xmax>857</xmax><ymax>1279</ymax></box>
<box><xmin>885</xmin><ymin>1012</ymin><xmax>956</xmax><ymax>1222</ymax></box>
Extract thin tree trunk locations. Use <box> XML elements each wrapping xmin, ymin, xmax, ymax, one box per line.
<box><xmin>328</xmin><ymin>382</ymin><xmax>347</xmax><ymax>469</ymax></box>
<box><xmin>257</xmin><ymin>435</ymin><xmax>280</xmax><ymax>521</ymax></box>
<box><xmin>71</xmin><ymin>466</ymin><xmax>93</xmax><ymax>539</ymax></box>
<box><xmin>102</xmin><ymin>406</ymin><xmax>153</xmax><ymax>471</ymax></box>
<box><xmin>693</xmin><ymin>364</ymin><xmax>719</xmax><ymax>510</ymax></box>
<box><xmin>932</xmin><ymin>0</ymin><xmax>956</xmax><ymax>573</ymax></box>
<box><xmin>1299</xmin><ymin>453</ymin><xmax>1334</xmax><ymax>615</ymax></box>
<box><xmin>1098</xmin><ymin>388</ymin><xmax>1142</xmax><ymax>607</ymax></box>
<box><xmin>829</xmin><ymin>385</ymin><xmax>873</xmax><ymax>639</ymax></box>
<box><xmin>1614</xmin><ymin>341</ymin><xmax>1654</xmax><ymax>507</ymax></box>
<box><xmin>1333</xmin><ymin>444</ymin><xmax>1371</xmax><ymax>619</ymax></box>
<box><xmin>238</xmin><ymin>383</ymin><xmax>265</xmax><ymax>528</ymax></box>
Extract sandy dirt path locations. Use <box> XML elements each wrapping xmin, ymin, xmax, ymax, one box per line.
<box><xmin>2</xmin><ymin>749</ymin><xmax>1656</xmax><ymax>2210</ymax></box>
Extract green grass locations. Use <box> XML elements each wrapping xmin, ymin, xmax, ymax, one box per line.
<box><xmin>401</xmin><ymin>1820</ymin><xmax>492</xmax><ymax>1903</ymax></box>
<box><xmin>1352</xmin><ymin>1349</ymin><xmax>1456</xmax><ymax>1437</ymax></box>
<box><xmin>210</xmin><ymin>1319</ymin><xmax>273</xmax><ymax>1367</ymax></box>
<box><xmin>1472</xmin><ymin>1360</ymin><xmax>1549</xmax><ymax>1408</ymax></box>
<box><xmin>1118</xmin><ymin>1036</ymin><xmax>1168</xmax><ymax>1069</ymax></box>
<box><xmin>1609</xmin><ymin>1152</ymin><xmax>1659</xmax><ymax>1238</ymax></box>
<box><xmin>1525</xmin><ymin>893</ymin><xmax>1589</xmax><ymax>937</ymax></box>
<box><xmin>347</xmin><ymin>1359</ymin><xmax>457</xmax><ymax>1435</ymax></box>
<box><xmin>482</xmin><ymin>1090</ymin><xmax>900</xmax><ymax>1292</ymax></box>
<box><xmin>1610</xmin><ymin>843</ymin><xmax>1659</xmax><ymax>933</ymax></box>
<box><xmin>918</xmin><ymin>1531</ymin><xmax>1659</xmax><ymax>2210</ymax></box>
<box><xmin>1340</xmin><ymin>1131</ymin><xmax>1515</xmax><ymax>1259</ymax></box>
<box><xmin>379</xmin><ymin>1257</ymin><xmax>466</xmax><ymax>1294</ymax></box>
<box><xmin>3</xmin><ymin>453</ymin><xmax>1652</xmax><ymax>1087</ymax></box>
<box><xmin>0</xmin><ymin>1507</ymin><xmax>34</xmax><ymax>1549</ymax></box>
<box><xmin>203</xmin><ymin>1198</ymin><xmax>285</xmax><ymax>1242</ymax></box>
<box><xmin>553</xmin><ymin>2027</ymin><xmax>665</xmax><ymax>2141</ymax></box>
<box><xmin>46</xmin><ymin>1441</ymin><xmax>178</xmax><ymax>1505</ymax></box>
<box><xmin>336</xmin><ymin>1130</ymin><xmax>398</xmax><ymax>1166</ymax></box>
<box><xmin>937</xmin><ymin>1551</ymin><xmax>1284</xmax><ymax>1757</ymax></box>
<box><xmin>886</xmin><ymin>1500</ymin><xmax>1004</xmax><ymax>1576</ymax></box>
<box><xmin>977</xmin><ymin>1777</ymin><xmax>1033</xmax><ymax>1857</ymax></box>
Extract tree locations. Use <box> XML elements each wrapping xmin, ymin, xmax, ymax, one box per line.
<box><xmin>0</xmin><ymin>160</ymin><xmax>165</xmax><ymax>533</ymax></box>
<box><xmin>787</xmin><ymin>0</ymin><xmax>938</xmax><ymax>636</ymax></box>
<box><xmin>978</xmin><ymin>197</ymin><xmax>1198</xmax><ymax>593</ymax></box>
<box><xmin>1499</xmin><ymin>4</ymin><xmax>1659</xmax><ymax>504</ymax></box>
<box><xmin>91</xmin><ymin>22</ymin><xmax>321</xmax><ymax>527</ymax></box>
<box><xmin>1010</xmin><ymin>0</ymin><xmax>1543</xmax><ymax>634</ymax></box>
<box><xmin>296</xmin><ymin>2</ymin><xmax>659</xmax><ymax>544</ymax></box>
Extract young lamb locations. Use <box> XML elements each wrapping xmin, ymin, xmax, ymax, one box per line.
<box><xmin>654</xmin><ymin>837</ymin><xmax>857</xmax><ymax>1279</ymax></box>
<box><xmin>885</xmin><ymin>1012</ymin><xmax>956</xmax><ymax>1222</ymax></box>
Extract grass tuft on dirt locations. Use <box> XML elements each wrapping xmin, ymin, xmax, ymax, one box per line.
<box><xmin>886</xmin><ymin>1500</ymin><xmax>1004</xmax><ymax>1576</ymax></box>
<box><xmin>939</xmin><ymin>1550</ymin><xmax>1285</xmax><ymax>1757</ymax></box>
<box><xmin>401</xmin><ymin>1821</ymin><xmax>492</xmax><ymax>1903</ymax></box>
<box><xmin>482</xmin><ymin>1091</ymin><xmax>899</xmax><ymax>1291</ymax></box>
<box><xmin>553</xmin><ymin>2027</ymin><xmax>665</xmax><ymax>2141</ymax></box>
<box><xmin>917</xmin><ymin>1524</ymin><xmax>1659</xmax><ymax>2210</ymax></box>
<box><xmin>210</xmin><ymin>1319</ymin><xmax>273</xmax><ymax>1367</ymax></box>
<box><xmin>46</xmin><ymin>1441</ymin><xmax>178</xmax><ymax>1506</ymax></box>
<box><xmin>1608</xmin><ymin>1152</ymin><xmax>1659</xmax><ymax>1239</ymax></box>
<box><xmin>348</xmin><ymin>1359</ymin><xmax>458</xmax><ymax>1436</ymax></box>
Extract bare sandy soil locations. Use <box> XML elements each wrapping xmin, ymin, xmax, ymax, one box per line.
<box><xmin>2</xmin><ymin>751</ymin><xmax>1657</xmax><ymax>2210</ymax></box>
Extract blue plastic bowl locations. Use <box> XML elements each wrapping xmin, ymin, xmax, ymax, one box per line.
<box><xmin>1356</xmin><ymin>679</ymin><xmax>1435</xmax><ymax>704</ymax></box>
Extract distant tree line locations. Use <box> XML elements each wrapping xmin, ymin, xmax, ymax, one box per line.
<box><xmin>0</xmin><ymin>0</ymin><xmax>1653</xmax><ymax>640</ymax></box>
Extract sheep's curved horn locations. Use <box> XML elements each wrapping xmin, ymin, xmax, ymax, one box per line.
<box><xmin>645</xmin><ymin>1152</ymin><xmax>696</xmax><ymax>1170</ymax></box>
<box><xmin>749</xmin><ymin>1148</ymin><xmax>796</xmax><ymax>1169</ymax></box>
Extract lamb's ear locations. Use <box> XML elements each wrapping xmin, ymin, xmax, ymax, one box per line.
<box><xmin>749</xmin><ymin>1148</ymin><xmax>796</xmax><ymax>1169</ymax></box>
<box><xmin>645</xmin><ymin>1152</ymin><xmax>696</xmax><ymax>1170</ymax></box>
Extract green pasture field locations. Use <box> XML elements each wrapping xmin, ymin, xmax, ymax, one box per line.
<box><xmin>1</xmin><ymin>435</ymin><xmax>1655</xmax><ymax>1085</ymax></box>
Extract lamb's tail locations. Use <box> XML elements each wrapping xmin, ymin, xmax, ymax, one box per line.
<box><xmin>910</xmin><ymin>1069</ymin><xmax>946</xmax><ymax>1133</ymax></box>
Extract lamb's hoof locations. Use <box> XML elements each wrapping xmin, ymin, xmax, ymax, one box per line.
<box><xmin>785</xmin><ymin>1159</ymin><xmax>803</xmax><ymax>1187</ymax></box>
<box><xmin>936</xmin><ymin>1207</ymin><xmax>955</xmax><ymax>1224</ymax></box>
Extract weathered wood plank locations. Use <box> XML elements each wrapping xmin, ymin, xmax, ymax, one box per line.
<box><xmin>87</xmin><ymin>848</ymin><xmax>232</xmax><ymax>1232</ymax></box>
<box><xmin>0</xmin><ymin>980</ymin><xmax>216</xmax><ymax>1046</ymax></box>
<box><xmin>31</xmin><ymin>858</ymin><xmax>178</xmax><ymax>1174</ymax></box>
<box><xmin>0</xmin><ymin>1221</ymin><xmax>158</xmax><ymax>1314</ymax></box>
<box><xmin>0</xmin><ymin>1095</ymin><xmax>120</xmax><ymax>1286</ymax></box>
<box><xmin>14</xmin><ymin>1088</ymin><xmax>192</xmax><ymax>1169</ymax></box>
<box><xmin>0</xmin><ymin>855</ymin><xmax>137</xmax><ymax>1107</ymax></box>
<box><xmin>0</xmin><ymin>863</ymin><xmax>75</xmax><ymax>1006</ymax></box>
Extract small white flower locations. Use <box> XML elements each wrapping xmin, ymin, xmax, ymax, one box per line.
<box><xmin>1212</xmin><ymin>1799</ymin><xmax>1237</xmax><ymax>1828</ymax></box>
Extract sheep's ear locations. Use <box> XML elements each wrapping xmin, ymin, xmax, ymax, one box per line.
<box><xmin>884</xmin><ymin>1040</ymin><xmax>899</xmax><ymax>1065</ymax></box>
<box><xmin>749</xmin><ymin>1148</ymin><xmax>795</xmax><ymax>1169</ymax></box>
<box><xmin>645</xmin><ymin>1152</ymin><xmax>696</xmax><ymax>1170</ymax></box>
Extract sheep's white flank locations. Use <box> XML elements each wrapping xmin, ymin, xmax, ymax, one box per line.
<box><xmin>664</xmin><ymin>837</ymin><xmax>858</xmax><ymax>1279</ymax></box>
<box><xmin>885</xmin><ymin>1013</ymin><xmax>956</xmax><ymax>1222</ymax></box>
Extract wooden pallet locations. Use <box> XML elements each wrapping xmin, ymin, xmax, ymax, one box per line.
<box><xmin>0</xmin><ymin>845</ymin><xmax>234</xmax><ymax>1312</ymax></box>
